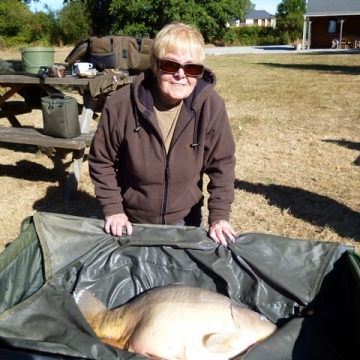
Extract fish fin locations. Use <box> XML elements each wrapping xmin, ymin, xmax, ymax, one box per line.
<box><xmin>230</xmin><ymin>303</ymin><xmax>260</xmax><ymax>330</ymax></box>
<box><xmin>204</xmin><ymin>332</ymin><xmax>240</xmax><ymax>354</ymax></box>
<box><xmin>101</xmin><ymin>337</ymin><xmax>124</xmax><ymax>349</ymax></box>
<box><xmin>73</xmin><ymin>287</ymin><xmax>108</xmax><ymax>321</ymax></box>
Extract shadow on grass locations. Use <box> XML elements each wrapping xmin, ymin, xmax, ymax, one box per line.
<box><xmin>253</xmin><ymin>46</ymin><xmax>295</xmax><ymax>52</ymax></box>
<box><xmin>235</xmin><ymin>179</ymin><xmax>360</xmax><ymax>242</ymax></box>
<box><xmin>32</xmin><ymin>184</ymin><xmax>103</xmax><ymax>220</ymax></box>
<box><xmin>0</xmin><ymin>141</ymin><xmax>44</xmax><ymax>154</ymax></box>
<box><xmin>0</xmin><ymin>155</ymin><xmax>103</xmax><ymax>220</ymax></box>
<box><xmin>322</xmin><ymin>139</ymin><xmax>360</xmax><ymax>151</ymax></box>
<box><xmin>322</xmin><ymin>139</ymin><xmax>360</xmax><ymax>166</ymax></box>
<box><xmin>0</xmin><ymin>159</ymin><xmax>68</xmax><ymax>182</ymax></box>
<box><xmin>354</xmin><ymin>155</ymin><xmax>360</xmax><ymax>166</ymax></box>
<box><xmin>256</xmin><ymin>62</ymin><xmax>360</xmax><ymax>75</ymax></box>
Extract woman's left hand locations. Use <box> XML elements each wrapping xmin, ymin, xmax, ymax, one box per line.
<box><xmin>209</xmin><ymin>220</ymin><xmax>237</xmax><ymax>247</ymax></box>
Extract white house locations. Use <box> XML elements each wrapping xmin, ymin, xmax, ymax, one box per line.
<box><xmin>244</xmin><ymin>10</ymin><xmax>276</xmax><ymax>28</ymax></box>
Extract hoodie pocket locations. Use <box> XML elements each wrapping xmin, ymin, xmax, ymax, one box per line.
<box><xmin>123</xmin><ymin>186</ymin><xmax>160</xmax><ymax>213</ymax></box>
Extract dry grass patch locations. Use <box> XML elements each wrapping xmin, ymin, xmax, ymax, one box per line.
<box><xmin>0</xmin><ymin>48</ymin><xmax>359</xmax><ymax>253</ymax></box>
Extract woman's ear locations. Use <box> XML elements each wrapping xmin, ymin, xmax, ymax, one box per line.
<box><xmin>150</xmin><ymin>56</ymin><xmax>158</xmax><ymax>74</ymax></box>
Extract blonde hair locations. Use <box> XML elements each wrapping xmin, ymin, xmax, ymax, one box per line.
<box><xmin>151</xmin><ymin>22</ymin><xmax>205</xmax><ymax>64</ymax></box>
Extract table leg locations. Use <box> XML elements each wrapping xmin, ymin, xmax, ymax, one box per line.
<box><xmin>65</xmin><ymin>91</ymin><xmax>97</xmax><ymax>200</ymax></box>
<box><xmin>5</xmin><ymin>114</ymin><xmax>22</xmax><ymax>128</ymax></box>
<box><xmin>65</xmin><ymin>149</ymin><xmax>85</xmax><ymax>201</ymax></box>
<box><xmin>0</xmin><ymin>84</ymin><xmax>28</xmax><ymax>127</ymax></box>
<box><xmin>79</xmin><ymin>91</ymin><xmax>97</xmax><ymax>133</ymax></box>
<box><xmin>0</xmin><ymin>84</ymin><xmax>24</xmax><ymax>107</ymax></box>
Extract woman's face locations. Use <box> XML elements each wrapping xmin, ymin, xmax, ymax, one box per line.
<box><xmin>153</xmin><ymin>52</ymin><xmax>200</xmax><ymax>105</ymax></box>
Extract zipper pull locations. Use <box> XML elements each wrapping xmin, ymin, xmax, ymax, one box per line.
<box><xmin>48</xmin><ymin>100</ymin><xmax>56</xmax><ymax>110</ymax></box>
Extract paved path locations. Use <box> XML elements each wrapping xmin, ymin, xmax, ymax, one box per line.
<box><xmin>205</xmin><ymin>45</ymin><xmax>296</xmax><ymax>55</ymax></box>
<box><xmin>205</xmin><ymin>45</ymin><xmax>360</xmax><ymax>55</ymax></box>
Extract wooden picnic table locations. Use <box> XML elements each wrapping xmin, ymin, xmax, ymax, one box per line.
<box><xmin>0</xmin><ymin>72</ymin><xmax>133</xmax><ymax>200</ymax></box>
<box><xmin>0</xmin><ymin>73</ymin><xmax>94</xmax><ymax>127</ymax></box>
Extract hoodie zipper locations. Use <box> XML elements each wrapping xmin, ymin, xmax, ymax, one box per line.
<box><xmin>161</xmin><ymin>112</ymin><xmax>197</xmax><ymax>224</ymax></box>
<box><xmin>135</xmin><ymin>111</ymin><xmax>169</xmax><ymax>224</ymax></box>
<box><xmin>134</xmin><ymin>103</ymin><xmax>197</xmax><ymax>225</ymax></box>
<box><xmin>161</xmin><ymin>156</ymin><xmax>171</xmax><ymax>224</ymax></box>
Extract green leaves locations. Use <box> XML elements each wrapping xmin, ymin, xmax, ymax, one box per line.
<box><xmin>276</xmin><ymin>0</ymin><xmax>306</xmax><ymax>41</ymax></box>
<box><xmin>107</xmin><ymin>0</ymin><xmax>253</xmax><ymax>43</ymax></box>
<box><xmin>2</xmin><ymin>0</ymin><xmax>256</xmax><ymax>46</ymax></box>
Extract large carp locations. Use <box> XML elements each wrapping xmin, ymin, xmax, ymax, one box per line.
<box><xmin>74</xmin><ymin>284</ymin><xmax>277</xmax><ymax>360</ymax></box>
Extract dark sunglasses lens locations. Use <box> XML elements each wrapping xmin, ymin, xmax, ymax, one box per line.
<box><xmin>159</xmin><ymin>60</ymin><xmax>180</xmax><ymax>73</ymax></box>
<box><xmin>159</xmin><ymin>60</ymin><xmax>204</xmax><ymax>76</ymax></box>
<box><xmin>183</xmin><ymin>64</ymin><xmax>204</xmax><ymax>76</ymax></box>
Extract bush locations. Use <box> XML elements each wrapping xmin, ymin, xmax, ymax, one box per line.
<box><xmin>230</xmin><ymin>26</ymin><xmax>287</xmax><ymax>46</ymax></box>
<box><xmin>0</xmin><ymin>37</ymin><xmax>6</xmax><ymax>50</ymax></box>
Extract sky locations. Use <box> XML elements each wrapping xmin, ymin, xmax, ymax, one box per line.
<box><xmin>252</xmin><ymin>1</ymin><xmax>279</xmax><ymax>15</ymax></box>
<box><xmin>29</xmin><ymin>0</ymin><xmax>64</xmax><ymax>12</ymax></box>
<box><xmin>30</xmin><ymin>0</ymin><xmax>279</xmax><ymax>15</ymax></box>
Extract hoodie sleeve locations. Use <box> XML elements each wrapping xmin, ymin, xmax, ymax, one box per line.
<box><xmin>88</xmin><ymin>102</ymin><xmax>125</xmax><ymax>218</ymax></box>
<box><xmin>202</xmin><ymin>93</ymin><xmax>236</xmax><ymax>225</ymax></box>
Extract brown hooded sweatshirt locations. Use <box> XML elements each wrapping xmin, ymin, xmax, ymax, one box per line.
<box><xmin>88</xmin><ymin>68</ymin><xmax>236</xmax><ymax>226</ymax></box>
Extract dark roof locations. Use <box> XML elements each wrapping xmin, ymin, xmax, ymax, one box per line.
<box><xmin>245</xmin><ymin>10</ymin><xmax>273</xmax><ymax>19</ymax></box>
<box><xmin>306</xmin><ymin>0</ymin><xmax>360</xmax><ymax>16</ymax></box>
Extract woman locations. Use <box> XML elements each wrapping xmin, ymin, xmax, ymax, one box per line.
<box><xmin>88</xmin><ymin>22</ymin><xmax>236</xmax><ymax>246</ymax></box>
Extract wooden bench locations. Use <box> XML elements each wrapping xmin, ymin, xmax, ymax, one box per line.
<box><xmin>0</xmin><ymin>127</ymin><xmax>95</xmax><ymax>200</ymax></box>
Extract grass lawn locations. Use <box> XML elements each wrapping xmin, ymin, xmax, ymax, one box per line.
<box><xmin>0</xmin><ymin>47</ymin><xmax>359</xmax><ymax>253</ymax></box>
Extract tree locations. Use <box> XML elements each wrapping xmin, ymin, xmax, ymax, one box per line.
<box><xmin>275</xmin><ymin>0</ymin><xmax>306</xmax><ymax>42</ymax></box>
<box><xmin>0</xmin><ymin>0</ymin><xmax>35</xmax><ymax>45</ymax></box>
<box><xmin>35</xmin><ymin>0</ymin><xmax>253</xmax><ymax>44</ymax></box>
<box><xmin>106</xmin><ymin>0</ymin><xmax>253</xmax><ymax>43</ymax></box>
<box><xmin>58</xmin><ymin>1</ymin><xmax>92</xmax><ymax>44</ymax></box>
<box><xmin>3</xmin><ymin>0</ymin><xmax>255</xmax><ymax>47</ymax></box>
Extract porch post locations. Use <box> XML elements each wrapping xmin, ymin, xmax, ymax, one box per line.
<box><xmin>302</xmin><ymin>15</ymin><xmax>307</xmax><ymax>50</ymax></box>
<box><xmin>339</xmin><ymin>18</ymin><xmax>345</xmax><ymax>48</ymax></box>
<box><xmin>308</xmin><ymin>20</ymin><xmax>312</xmax><ymax>49</ymax></box>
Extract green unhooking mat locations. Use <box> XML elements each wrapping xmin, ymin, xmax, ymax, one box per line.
<box><xmin>0</xmin><ymin>212</ymin><xmax>359</xmax><ymax>359</ymax></box>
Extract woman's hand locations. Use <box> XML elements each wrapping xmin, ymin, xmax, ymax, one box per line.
<box><xmin>209</xmin><ymin>220</ymin><xmax>237</xmax><ymax>247</ymax></box>
<box><xmin>104</xmin><ymin>213</ymin><xmax>133</xmax><ymax>236</ymax></box>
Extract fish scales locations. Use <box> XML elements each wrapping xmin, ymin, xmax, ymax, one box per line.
<box><xmin>74</xmin><ymin>284</ymin><xmax>277</xmax><ymax>360</ymax></box>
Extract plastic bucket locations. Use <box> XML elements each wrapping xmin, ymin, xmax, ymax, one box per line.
<box><xmin>20</xmin><ymin>47</ymin><xmax>55</xmax><ymax>74</ymax></box>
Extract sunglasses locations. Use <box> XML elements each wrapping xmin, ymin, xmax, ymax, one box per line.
<box><xmin>156</xmin><ymin>58</ymin><xmax>204</xmax><ymax>77</ymax></box>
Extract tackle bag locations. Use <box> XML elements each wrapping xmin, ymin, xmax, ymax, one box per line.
<box><xmin>41</xmin><ymin>93</ymin><xmax>80</xmax><ymax>139</ymax></box>
<box><xmin>65</xmin><ymin>35</ymin><xmax>153</xmax><ymax>73</ymax></box>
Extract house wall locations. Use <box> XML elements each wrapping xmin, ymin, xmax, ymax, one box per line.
<box><xmin>309</xmin><ymin>16</ymin><xmax>360</xmax><ymax>48</ymax></box>
<box><xmin>242</xmin><ymin>18</ymin><xmax>275</xmax><ymax>27</ymax></box>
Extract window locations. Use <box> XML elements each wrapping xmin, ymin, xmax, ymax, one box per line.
<box><xmin>328</xmin><ymin>20</ymin><xmax>337</xmax><ymax>33</ymax></box>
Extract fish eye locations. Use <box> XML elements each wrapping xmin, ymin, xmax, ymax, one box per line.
<box><xmin>259</xmin><ymin>314</ymin><xmax>268</xmax><ymax>321</ymax></box>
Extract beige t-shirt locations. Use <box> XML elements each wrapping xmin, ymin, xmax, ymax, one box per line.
<box><xmin>154</xmin><ymin>94</ymin><xmax>183</xmax><ymax>153</ymax></box>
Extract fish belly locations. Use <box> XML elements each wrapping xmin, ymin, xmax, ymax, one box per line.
<box><xmin>128</xmin><ymin>301</ymin><xmax>246</xmax><ymax>360</ymax></box>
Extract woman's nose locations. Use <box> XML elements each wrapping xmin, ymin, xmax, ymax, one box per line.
<box><xmin>174</xmin><ymin>67</ymin><xmax>186</xmax><ymax>77</ymax></box>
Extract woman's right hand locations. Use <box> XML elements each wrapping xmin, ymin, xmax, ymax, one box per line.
<box><xmin>104</xmin><ymin>213</ymin><xmax>133</xmax><ymax>236</ymax></box>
